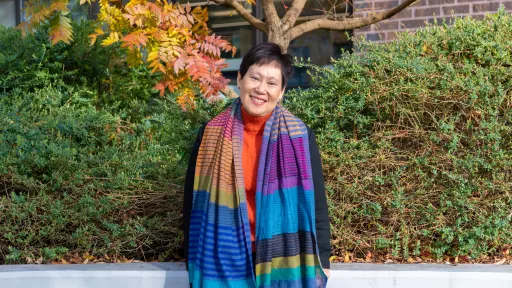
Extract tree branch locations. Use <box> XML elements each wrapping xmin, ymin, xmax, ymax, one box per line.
<box><xmin>290</xmin><ymin>0</ymin><xmax>417</xmax><ymax>40</ymax></box>
<box><xmin>211</xmin><ymin>0</ymin><xmax>268</xmax><ymax>32</ymax></box>
<box><xmin>220</xmin><ymin>86</ymin><xmax>238</xmax><ymax>98</ymax></box>
<box><xmin>282</xmin><ymin>0</ymin><xmax>308</xmax><ymax>31</ymax></box>
<box><xmin>260</xmin><ymin>0</ymin><xmax>280</xmax><ymax>27</ymax></box>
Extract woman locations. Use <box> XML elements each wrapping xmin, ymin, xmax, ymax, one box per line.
<box><xmin>182</xmin><ymin>42</ymin><xmax>330</xmax><ymax>287</ymax></box>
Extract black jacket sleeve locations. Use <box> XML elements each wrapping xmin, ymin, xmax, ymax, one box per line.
<box><xmin>307</xmin><ymin>126</ymin><xmax>331</xmax><ymax>269</ymax></box>
<box><xmin>182</xmin><ymin>125</ymin><xmax>205</xmax><ymax>263</ymax></box>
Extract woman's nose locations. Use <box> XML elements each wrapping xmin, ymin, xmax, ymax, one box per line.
<box><xmin>255</xmin><ymin>82</ymin><xmax>266</xmax><ymax>93</ymax></box>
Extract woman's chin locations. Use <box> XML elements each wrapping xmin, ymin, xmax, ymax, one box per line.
<box><xmin>244</xmin><ymin>105</ymin><xmax>268</xmax><ymax>117</ymax></box>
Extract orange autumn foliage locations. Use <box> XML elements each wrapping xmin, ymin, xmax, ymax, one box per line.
<box><xmin>17</xmin><ymin>0</ymin><xmax>73</xmax><ymax>44</ymax></box>
<box><xmin>18</xmin><ymin>0</ymin><xmax>237</xmax><ymax>106</ymax></box>
<box><xmin>89</xmin><ymin>0</ymin><xmax>237</xmax><ymax>104</ymax></box>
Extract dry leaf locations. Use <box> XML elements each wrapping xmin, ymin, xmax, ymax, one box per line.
<box><xmin>344</xmin><ymin>253</ymin><xmax>350</xmax><ymax>263</ymax></box>
<box><xmin>493</xmin><ymin>258</ymin><xmax>506</xmax><ymax>265</ymax></box>
<box><xmin>70</xmin><ymin>256</ymin><xmax>81</xmax><ymax>264</ymax></box>
<box><xmin>83</xmin><ymin>252</ymin><xmax>96</xmax><ymax>261</ymax></box>
<box><xmin>365</xmin><ymin>251</ymin><xmax>372</xmax><ymax>262</ymax></box>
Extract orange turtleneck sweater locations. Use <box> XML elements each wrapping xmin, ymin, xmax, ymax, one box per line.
<box><xmin>241</xmin><ymin>107</ymin><xmax>271</xmax><ymax>250</ymax></box>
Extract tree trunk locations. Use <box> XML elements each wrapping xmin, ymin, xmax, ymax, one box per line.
<box><xmin>268</xmin><ymin>29</ymin><xmax>291</xmax><ymax>53</ymax></box>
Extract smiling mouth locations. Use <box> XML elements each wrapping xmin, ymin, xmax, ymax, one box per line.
<box><xmin>250</xmin><ymin>95</ymin><xmax>267</xmax><ymax>104</ymax></box>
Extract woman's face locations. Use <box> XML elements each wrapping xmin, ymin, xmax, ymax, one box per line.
<box><xmin>237</xmin><ymin>63</ymin><xmax>285</xmax><ymax>117</ymax></box>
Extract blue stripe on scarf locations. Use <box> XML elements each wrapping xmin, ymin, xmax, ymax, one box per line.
<box><xmin>257</xmin><ymin>185</ymin><xmax>315</xmax><ymax>240</ymax></box>
<box><xmin>189</xmin><ymin>264</ymin><xmax>257</xmax><ymax>287</ymax></box>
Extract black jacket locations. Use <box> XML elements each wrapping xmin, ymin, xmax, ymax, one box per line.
<box><xmin>182</xmin><ymin>124</ymin><xmax>331</xmax><ymax>269</ymax></box>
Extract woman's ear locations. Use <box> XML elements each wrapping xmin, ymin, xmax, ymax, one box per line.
<box><xmin>279</xmin><ymin>87</ymin><xmax>286</xmax><ymax>101</ymax></box>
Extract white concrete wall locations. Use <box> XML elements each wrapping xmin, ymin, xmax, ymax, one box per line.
<box><xmin>1</xmin><ymin>262</ymin><xmax>512</xmax><ymax>288</ymax></box>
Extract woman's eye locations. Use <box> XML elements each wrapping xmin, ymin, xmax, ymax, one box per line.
<box><xmin>251</xmin><ymin>76</ymin><xmax>260</xmax><ymax>81</ymax></box>
<box><xmin>268</xmin><ymin>82</ymin><xmax>277</xmax><ymax>86</ymax></box>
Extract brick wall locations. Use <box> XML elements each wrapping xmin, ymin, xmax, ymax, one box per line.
<box><xmin>353</xmin><ymin>0</ymin><xmax>512</xmax><ymax>43</ymax></box>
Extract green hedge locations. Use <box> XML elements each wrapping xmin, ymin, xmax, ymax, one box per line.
<box><xmin>287</xmin><ymin>10</ymin><xmax>512</xmax><ymax>260</ymax></box>
<box><xmin>0</xmin><ymin>22</ymin><xmax>224</xmax><ymax>263</ymax></box>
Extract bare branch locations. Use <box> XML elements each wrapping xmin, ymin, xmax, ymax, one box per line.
<box><xmin>282</xmin><ymin>0</ymin><xmax>308</xmax><ymax>31</ymax></box>
<box><xmin>211</xmin><ymin>0</ymin><xmax>268</xmax><ymax>32</ymax></box>
<box><xmin>290</xmin><ymin>0</ymin><xmax>417</xmax><ymax>40</ymax></box>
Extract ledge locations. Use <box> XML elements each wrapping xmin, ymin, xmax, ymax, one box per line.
<box><xmin>1</xmin><ymin>262</ymin><xmax>512</xmax><ymax>288</ymax></box>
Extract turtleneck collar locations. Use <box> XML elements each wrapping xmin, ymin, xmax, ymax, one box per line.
<box><xmin>241</xmin><ymin>105</ymin><xmax>272</xmax><ymax>132</ymax></box>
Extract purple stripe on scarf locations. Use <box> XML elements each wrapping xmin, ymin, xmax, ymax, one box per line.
<box><xmin>257</xmin><ymin>135</ymin><xmax>311</xmax><ymax>183</ymax></box>
<box><xmin>262</xmin><ymin>176</ymin><xmax>314</xmax><ymax>196</ymax></box>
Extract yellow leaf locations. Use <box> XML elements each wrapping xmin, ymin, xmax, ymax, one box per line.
<box><xmin>16</xmin><ymin>21</ymin><xmax>30</xmax><ymax>37</ymax></box>
<box><xmin>147</xmin><ymin>51</ymin><xmax>159</xmax><ymax>62</ymax></box>
<box><xmin>344</xmin><ymin>253</ymin><xmax>350</xmax><ymax>263</ymax></box>
<box><xmin>49</xmin><ymin>13</ymin><xmax>73</xmax><ymax>45</ymax></box>
<box><xmin>101</xmin><ymin>31</ymin><xmax>120</xmax><ymax>46</ymax></box>
<box><xmin>49</xmin><ymin>1</ymin><xmax>69</xmax><ymax>13</ymax></box>
<box><xmin>88</xmin><ymin>34</ymin><xmax>99</xmax><ymax>45</ymax></box>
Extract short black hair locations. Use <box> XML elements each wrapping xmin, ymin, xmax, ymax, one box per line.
<box><xmin>239</xmin><ymin>42</ymin><xmax>293</xmax><ymax>89</ymax></box>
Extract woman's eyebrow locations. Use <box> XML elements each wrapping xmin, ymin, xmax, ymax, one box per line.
<box><xmin>256</xmin><ymin>72</ymin><xmax>278</xmax><ymax>80</ymax></box>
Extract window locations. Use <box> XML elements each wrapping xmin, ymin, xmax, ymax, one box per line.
<box><xmin>287</xmin><ymin>28</ymin><xmax>352</xmax><ymax>88</ymax></box>
<box><xmin>279</xmin><ymin>0</ymin><xmax>353</xmax><ymax>88</ymax></box>
<box><xmin>0</xmin><ymin>0</ymin><xmax>21</xmax><ymax>27</ymax></box>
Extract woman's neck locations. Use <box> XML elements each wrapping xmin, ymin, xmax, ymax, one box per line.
<box><xmin>241</xmin><ymin>106</ymin><xmax>272</xmax><ymax>132</ymax></box>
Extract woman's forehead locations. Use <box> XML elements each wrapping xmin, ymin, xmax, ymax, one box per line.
<box><xmin>248</xmin><ymin>62</ymin><xmax>282</xmax><ymax>75</ymax></box>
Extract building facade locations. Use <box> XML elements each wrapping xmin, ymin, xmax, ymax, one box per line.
<box><xmin>353</xmin><ymin>0</ymin><xmax>512</xmax><ymax>43</ymax></box>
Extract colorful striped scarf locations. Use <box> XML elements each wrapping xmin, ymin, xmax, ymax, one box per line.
<box><xmin>187</xmin><ymin>99</ymin><xmax>327</xmax><ymax>287</ymax></box>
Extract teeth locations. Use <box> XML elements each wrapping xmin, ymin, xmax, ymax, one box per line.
<box><xmin>251</xmin><ymin>96</ymin><xmax>265</xmax><ymax>103</ymax></box>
